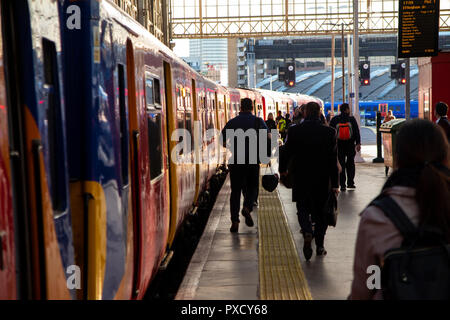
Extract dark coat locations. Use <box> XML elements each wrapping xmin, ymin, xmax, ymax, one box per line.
<box><xmin>329</xmin><ymin>113</ymin><xmax>361</xmax><ymax>145</ymax></box>
<box><xmin>265</xmin><ymin>119</ymin><xmax>277</xmax><ymax>130</ymax></box>
<box><xmin>437</xmin><ymin>116</ymin><xmax>450</xmax><ymax>142</ymax></box>
<box><xmin>222</xmin><ymin>112</ymin><xmax>269</xmax><ymax>165</ymax></box>
<box><xmin>279</xmin><ymin>119</ymin><xmax>339</xmax><ymax>203</ymax></box>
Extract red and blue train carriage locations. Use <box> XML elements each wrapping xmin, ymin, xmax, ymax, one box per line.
<box><xmin>0</xmin><ymin>0</ymin><xmax>75</xmax><ymax>299</ymax></box>
<box><xmin>0</xmin><ymin>0</ymin><xmax>324</xmax><ymax>300</ymax></box>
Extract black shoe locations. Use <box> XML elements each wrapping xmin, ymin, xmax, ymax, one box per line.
<box><xmin>347</xmin><ymin>184</ymin><xmax>356</xmax><ymax>189</ymax></box>
<box><xmin>241</xmin><ymin>208</ymin><xmax>254</xmax><ymax>227</ymax></box>
<box><xmin>316</xmin><ymin>247</ymin><xmax>327</xmax><ymax>256</ymax></box>
<box><xmin>230</xmin><ymin>222</ymin><xmax>239</xmax><ymax>233</ymax></box>
<box><xmin>303</xmin><ymin>233</ymin><xmax>313</xmax><ymax>261</ymax></box>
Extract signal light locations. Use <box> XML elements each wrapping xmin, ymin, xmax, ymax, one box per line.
<box><xmin>289</xmin><ymin>81</ymin><xmax>295</xmax><ymax>87</ymax></box>
<box><xmin>399</xmin><ymin>78</ymin><xmax>406</xmax><ymax>84</ymax></box>
<box><xmin>359</xmin><ymin>61</ymin><xmax>370</xmax><ymax>86</ymax></box>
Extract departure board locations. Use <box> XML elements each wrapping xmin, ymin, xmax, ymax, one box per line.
<box><xmin>398</xmin><ymin>0</ymin><xmax>440</xmax><ymax>58</ymax></box>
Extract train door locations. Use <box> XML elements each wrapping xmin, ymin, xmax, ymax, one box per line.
<box><xmin>215</xmin><ymin>91</ymin><xmax>220</xmax><ymax>130</ymax></box>
<box><xmin>224</xmin><ymin>95</ymin><xmax>228</xmax><ymax>123</ymax></box>
<box><xmin>379</xmin><ymin>103</ymin><xmax>388</xmax><ymax>117</ymax></box>
<box><xmin>125</xmin><ymin>39</ymin><xmax>142</xmax><ymax>298</ymax></box>
<box><xmin>0</xmin><ymin>3</ymin><xmax>19</xmax><ymax>299</ymax></box>
<box><xmin>163</xmin><ymin>61</ymin><xmax>178</xmax><ymax>248</ymax></box>
<box><xmin>192</xmin><ymin>79</ymin><xmax>202</xmax><ymax>205</ymax></box>
<box><xmin>1</xmin><ymin>0</ymin><xmax>74</xmax><ymax>299</ymax></box>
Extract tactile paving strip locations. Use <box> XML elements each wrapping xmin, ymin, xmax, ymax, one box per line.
<box><xmin>258</xmin><ymin>185</ymin><xmax>313</xmax><ymax>300</ymax></box>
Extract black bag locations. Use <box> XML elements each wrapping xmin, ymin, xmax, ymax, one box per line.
<box><xmin>324</xmin><ymin>191</ymin><xmax>338</xmax><ymax>227</ymax></box>
<box><xmin>262</xmin><ymin>163</ymin><xmax>279</xmax><ymax>192</ymax></box>
<box><xmin>370</xmin><ymin>195</ymin><xmax>450</xmax><ymax>300</ymax></box>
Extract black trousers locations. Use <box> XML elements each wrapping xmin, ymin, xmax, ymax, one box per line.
<box><xmin>229</xmin><ymin>164</ymin><xmax>260</xmax><ymax>222</ymax></box>
<box><xmin>337</xmin><ymin>141</ymin><xmax>356</xmax><ymax>187</ymax></box>
<box><xmin>296</xmin><ymin>199</ymin><xmax>328</xmax><ymax>247</ymax></box>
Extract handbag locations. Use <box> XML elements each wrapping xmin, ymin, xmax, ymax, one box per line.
<box><xmin>262</xmin><ymin>163</ymin><xmax>279</xmax><ymax>192</ymax></box>
<box><xmin>324</xmin><ymin>191</ymin><xmax>338</xmax><ymax>227</ymax></box>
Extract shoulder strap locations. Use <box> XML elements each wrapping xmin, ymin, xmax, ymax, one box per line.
<box><xmin>370</xmin><ymin>195</ymin><xmax>418</xmax><ymax>244</ymax></box>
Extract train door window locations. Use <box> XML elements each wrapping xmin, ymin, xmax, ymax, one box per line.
<box><xmin>177</xmin><ymin>112</ymin><xmax>185</xmax><ymax>155</ymax></box>
<box><xmin>118</xmin><ymin>64</ymin><xmax>129</xmax><ymax>186</ymax></box>
<box><xmin>208</xmin><ymin>97</ymin><xmax>215</xmax><ymax>130</ymax></box>
<box><xmin>145</xmin><ymin>72</ymin><xmax>163</xmax><ymax>180</ymax></box>
<box><xmin>154</xmin><ymin>78</ymin><xmax>161</xmax><ymax>105</ymax></box>
<box><xmin>145</xmin><ymin>77</ymin><xmax>154</xmax><ymax>105</ymax></box>
<box><xmin>147</xmin><ymin>112</ymin><xmax>163</xmax><ymax>180</ymax></box>
<box><xmin>185</xmin><ymin>112</ymin><xmax>193</xmax><ymax>152</ymax></box>
<box><xmin>145</xmin><ymin>72</ymin><xmax>161</xmax><ymax>109</ymax></box>
<box><xmin>42</xmin><ymin>38</ymin><xmax>67</xmax><ymax>213</ymax></box>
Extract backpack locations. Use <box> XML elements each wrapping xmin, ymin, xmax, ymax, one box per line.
<box><xmin>370</xmin><ymin>195</ymin><xmax>450</xmax><ymax>300</ymax></box>
<box><xmin>336</xmin><ymin>122</ymin><xmax>353</xmax><ymax>140</ymax></box>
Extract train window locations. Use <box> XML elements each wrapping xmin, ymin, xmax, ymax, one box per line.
<box><xmin>145</xmin><ymin>72</ymin><xmax>161</xmax><ymax>110</ymax></box>
<box><xmin>154</xmin><ymin>78</ymin><xmax>161</xmax><ymax>105</ymax></box>
<box><xmin>208</xmin><ymin>112</ymin><xmax>214</xmax><ymax>130</ymax></box>
<box><xmin>145</xmin><ymin>77</ymin><xmax>154</xmax><ymax>106</ymax></box>
<box><xmin>148</xmin><ymin>112</ymin><xmax>163</xmax><ymax>180</ymax></box>
<box><xmin>185</xmin><ymin>112</ymin><xmax>193</xmax><ymax>151</ymax></box>
<box><xmin>187</xmin><ymin>92</ymin><xmax>192</xmax><ymax>109</ymax></box>
<box><xmin>177</xmin><ymin>112</ymin><xmax>185</xmax><ymax>155</ymax></box>
<box><xmin>395</xmin><ymin>106</ymin><xmax>401</xmax><ymax>112</ymax></box>
<box><xmin>118</xmin><ymin>64</ymin><xmax>129</xmax><ymax>186</ymax></box>
<box><xmin>42</xmin><ymin>38</ymin><xmax>67</xmax><ymax>213</ymax></box>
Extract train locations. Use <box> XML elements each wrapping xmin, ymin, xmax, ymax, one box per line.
<box><xmin>0</xmin><ymin>0</ymin><xmax>320</xmax><ymax>300</ymax></box>
<box><xmin>324</xmin><ymin>100</ymin><xmax>419</xmax><ymax>122</ymax></box>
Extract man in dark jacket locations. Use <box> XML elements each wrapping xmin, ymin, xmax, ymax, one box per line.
<box><xmin>329</xmin><ymin>103</ymin><xmax>361</xmax><ymax>191</ymax></box>
<box><xmin>222</xmin><ymin>98</ymin><xmax>269</xmax><ymax>233</ymax></box>
<box><xmin>279</xmin><ymin>102</ymin><xmax>339</xmax><ymax>260</ymax></box>
<box><xmin>435</xmin><ymin>101</ymin><xmax>450</xmax><ymax>142</ymax></box>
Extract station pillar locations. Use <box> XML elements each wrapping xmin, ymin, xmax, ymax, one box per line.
<box><xmin>418</xmin><ymin>52</ymin><xmax>450</xmax><ymax>121</ymax></box>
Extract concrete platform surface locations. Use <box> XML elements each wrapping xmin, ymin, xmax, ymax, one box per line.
<box><xmin>176</xmin><ymin>145</ymin><xmax>388</xmax><ymax>300</ymax></box>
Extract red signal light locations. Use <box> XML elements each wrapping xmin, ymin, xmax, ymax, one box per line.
<box><xmin>289</xmin><ymin>81</ymin><xmax>294</xmax><ymax>87</ymax></box>
<box><xmin>401</xmin><ymin>78</ymin><xmax>406</xmax><ymax>84</ymax></box>
<box><xmin>363</xmin><ymin>79</ymin><xmax>369</xmax><ymax>85</ymax></box>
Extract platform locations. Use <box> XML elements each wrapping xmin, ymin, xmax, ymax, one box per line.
<box><xmin>176</xmin><ymin>147</ymin><xmax>387</xmax><ymax>300</ymax></box>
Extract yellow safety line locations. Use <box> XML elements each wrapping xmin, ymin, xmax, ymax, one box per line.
<box><xmin>258</xmin><ymin>182</ymin><xmax>313</xmax><ymax>300</ymax></box>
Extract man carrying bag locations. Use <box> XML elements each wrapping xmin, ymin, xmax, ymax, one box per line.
<box><xmin>279</xmin><ymin>102</ymin><xmax>339</xmax><ymax>260</ymax></box>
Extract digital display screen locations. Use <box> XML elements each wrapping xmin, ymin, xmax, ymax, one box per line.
<box><xmin>398</xmin><ymin>0</ymin><xmax>440</xmax><ymax>58</ymax></box>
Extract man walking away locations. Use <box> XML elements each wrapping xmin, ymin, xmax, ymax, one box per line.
<box><xmin>285</xmin><ymin>113</ymin><xmax>291</xmax><ymax>128</ymax></box>
<box><xmin>222</xmin><ymin>98</ymin><xmax>269</xmax><ymax>233</ymax></box>
<box><xmin>279</xmin><ymin>102</ymin><xmax>339</xmax><ymax>260</ymax></box>
<box><xmin>435</xmin><ymin>101</ymin><xmax>450</xmax><ymax>142</ymax></box>
<box><xmin>329</xmin><ymin>103</ymin><xmax>361</xmax><ymax>191</ymax></box>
